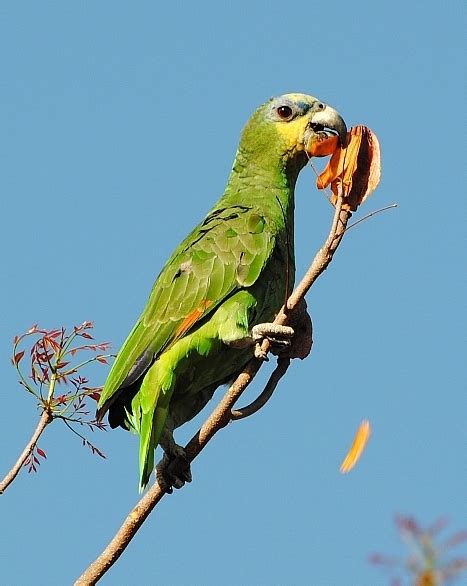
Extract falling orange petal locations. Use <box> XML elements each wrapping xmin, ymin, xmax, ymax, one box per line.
<box><xmin>317</xmin><ymin>126</ymin><xmax>381</xmax><ymax>212</ymax></box>
<box><xmin>340</xmin><ymin>419</ymin><xmax>371</xmax><ymax>473</ymax></box>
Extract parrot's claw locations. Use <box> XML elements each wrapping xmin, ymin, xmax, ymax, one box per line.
<box><xmin>156</xmin><ymin>444</ymin><xmax>192</xmax><ymax>493</ymax></box>
<box><xmin>251</xmin><ymin>323</ymin><xmax>295</xmax><ymax>359</ymax></box>
<box><xmin>254</xmin><ymin>345</ymin><xmax>269</xmax><ymax>361</ymax></box>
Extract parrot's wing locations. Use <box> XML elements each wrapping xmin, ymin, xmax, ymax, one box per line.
<box><xmin>98</xmin><ymin>203</ymin><xmax>275</xmax><ymax>416</ymax></box>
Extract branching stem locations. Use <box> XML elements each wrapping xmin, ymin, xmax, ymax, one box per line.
<box><xmin>74</xmin><ymin>194</ymin><xmax>351</xmax><ymax>585</ymax></box>
<box><xmin>0</xmin><ymin>408</ymin><xmax>52</xmax><ymax>494</ymax></box>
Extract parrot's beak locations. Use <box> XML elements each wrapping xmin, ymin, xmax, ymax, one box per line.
<box><xmin>304</xmin><ymin>105</ymin><xmax>348</xmax><ymax>156</ymax></box>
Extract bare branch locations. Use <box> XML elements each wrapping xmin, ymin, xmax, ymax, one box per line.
<box><xmin>74</xmin><ymin>195</ymin><xmax>351</xmax><ymax>585</ymax></box>
<box><xmin>0</xmin><ymin>409</ymin><xmax>52</xmax><ymax>494</ymax></box>
<box><xmin>287</xmin><ymin>200</ymin><xmax>349</xmax><ymax>311</ymax></box>
<box><xmin>231</xmin><ymin>200</ymin><xmax>350</xmax><ymax>421</ymax></box>
<box><xmin>4</xmin><ymin>324</ymin><xmax>109</xmax><ymax>493</ymax></box>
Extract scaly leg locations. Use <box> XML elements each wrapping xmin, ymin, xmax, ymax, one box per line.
<box><xmin>156</xmin><ymin>426</ymin><xmax>192</xmax><ymax>492</ymax></box>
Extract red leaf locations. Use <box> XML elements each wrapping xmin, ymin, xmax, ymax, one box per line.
<box><xmin>45</xmin><ymin>338</ymin><xmax>61</xmax><ymax>352</ymax></box>
<box><xmin>97</xmin><ymin>342</ymin><xmax>111</xmax><ymax>351</ymax></box>
<box><xmin>14</xmin><ymin>350</ymin><xmax>25</xmax><ymax>365</ymax></box>
<box><xmin>443</xmin><ymin>531</ymin><xmax>467</xmax><ymax>549</ymax></box>
<box><xmin>81</xmin><ymin>332</ymin><xmax>94</xmax><ymax>340</ymax></box>
<box><xmin>368</xmin><ymin>553</ymin><xmax>397</xmax><ymax>567</ymax></box>
<box><xmin>89</xmin><ymin>391</ymin><xmax>101</xmax><ymax>402</ymax></box>
<box><xmin>31</xmin><ymin>367</ymin><xmax>37</xmax><ymax>383</ymax></box>
<box><xmin>13</xmin><ymin>335</ymin><xmax>20</xmax><ymax>345</ymax></box>
<box><xmin>55</xmin><ymin>361</ymin><xmax>69</xmax><ymax>369</ymax></box>
<box><xmin>96</xmin><ymin>356</ymin><xmax>108</xmax><ymax>364</ymax></box>
<box><xmin>36</xmin><ymin>447</ymin><xmax>47</xmax><ymax>459</ymax></box>
<box><xmin>48</xmin><ymin>330</ymin><xmax>62</xmax><ymax>339</ymax></box>
<box><xmin>395</xmin><ymin>515</ymin><xmax>420</xmax><ymax>536</ymax></box>
<box><xmin>36</xmin><ymin>351</ymin><xmax>53</xmax><ymax>363</ymax></box>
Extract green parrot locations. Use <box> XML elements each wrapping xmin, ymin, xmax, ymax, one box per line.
<box><xmin>97</xmin><ymin>93</ymin><xmax>347</xmax><ymax>491</ymax></box>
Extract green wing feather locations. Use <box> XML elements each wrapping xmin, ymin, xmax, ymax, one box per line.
<box><xmin>97</xmin><ymin>203</ymin><xmax>276</xmax><ymax>421</ymax></box>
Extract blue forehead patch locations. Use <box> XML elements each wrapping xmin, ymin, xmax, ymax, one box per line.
<box><xmin>296</xmin><ymin>100</ymin><xmax>311</xmax><ymax>112</ymax></box>
<box><xmin>268</xmin><ymin>95</ymin><xmax>313</xmax><ymax>114</ymax></box>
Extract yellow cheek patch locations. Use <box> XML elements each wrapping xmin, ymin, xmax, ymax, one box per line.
<box><xmin>274</xmin><ymin>117</ymin><xmax>308</xmax><ymax>153</ymax></box>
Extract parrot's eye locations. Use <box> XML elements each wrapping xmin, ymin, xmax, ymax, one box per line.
<box><xmin>276</xmin><ymin>105</ymin><xmax>294</xmax><ymax>121</ymax></box>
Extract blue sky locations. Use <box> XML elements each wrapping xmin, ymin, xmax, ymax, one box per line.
<box><xmin>1</xmin><ymin>1</ymin><xmax>465</xmax><ymax>584</ymax></box>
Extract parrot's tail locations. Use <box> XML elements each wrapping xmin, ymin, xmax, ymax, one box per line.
<box><xmin>128</xmin><ymin>363</ymin><xmax>175</xmax><ymax>491</ymax></box>
<box><xmin>136</xmin><ymin>403</ymin><xmax>157</xmax><ymax>492</ymax></box>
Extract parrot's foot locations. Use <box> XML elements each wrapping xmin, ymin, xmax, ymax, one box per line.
<box><xmin>251</xmin><ymin>323</ymin><xmax>295</xmax><ymax>360</ymax></box>
<box><xmin>156</xmin><ymin>442</ymin><xmax>192</xmax><ymax>494</ymax></box>
<box><xmin>226</xmin><ymin>303</ymin><xmax>313</xmax><ymax>361</ymax></box>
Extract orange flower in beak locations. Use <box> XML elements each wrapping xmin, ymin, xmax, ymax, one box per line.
<box><xmin>309</xmin><ymin>126</ymin><xmax>381</xmax><ymax>212</ymax></box>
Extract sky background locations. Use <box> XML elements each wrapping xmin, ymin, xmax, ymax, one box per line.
<box><xmin>1</xmin><ymin>1</ymin><xmax>466</xmax><ymax>584</ymax></box>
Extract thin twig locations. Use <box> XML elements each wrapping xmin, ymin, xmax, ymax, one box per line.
<box><xmin>286</xmin><ymin>199</ymin><xmax>349</xmax><ymax>311</ymax></box>
<box><xmin>345</xmin><ymin>204</ymin><xmax>398</xmax><ymax>233</ymax></box>
<box><xmin>0</xmin><ymin>408</ymin><xmax>52</xmax><ymax>494</ymax></box>
<box><xmin>74</xmin><ymin>194</ymin><xmax>350</xmax><ymax>586</ymax></box>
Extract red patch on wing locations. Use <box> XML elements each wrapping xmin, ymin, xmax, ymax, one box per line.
<box><xmin>175</xmin><ymin>300</ymin><xmax>213</xmax><ymax>338</ymax></box>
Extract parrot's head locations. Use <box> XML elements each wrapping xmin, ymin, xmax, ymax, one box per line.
<box><xmin>238</xmin><ymin>93</ymin><xmax>347</xmax><ymax>174</ymax></box>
